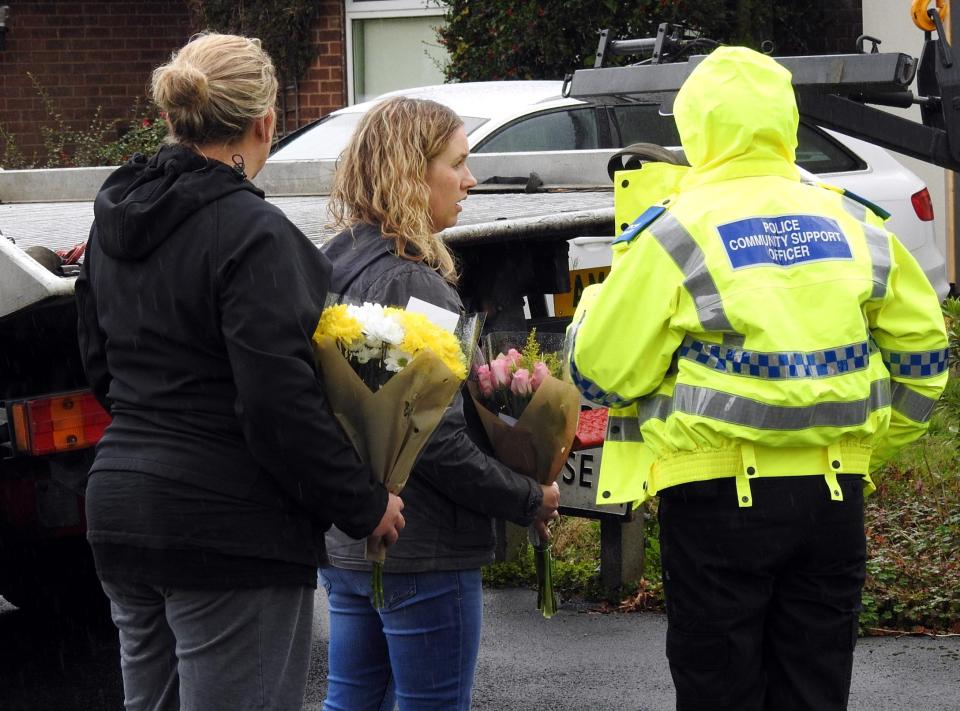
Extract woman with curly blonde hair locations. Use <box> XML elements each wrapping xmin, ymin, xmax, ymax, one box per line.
<box><xmin>320</xmin><ymin>96</ymin><xmax>560</xmax><ymax>711</ymax></box>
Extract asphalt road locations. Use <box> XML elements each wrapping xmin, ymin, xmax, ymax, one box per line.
<box><xmin>2</xmin><ymin>589</ymin><xmax>958</xmax><ymax>710</ymax></box>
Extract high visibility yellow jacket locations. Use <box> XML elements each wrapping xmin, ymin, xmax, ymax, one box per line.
<box><xmin>569</xmin><ymin>47</ymin><xmax>949</xmax><ymax>508</ymax></box>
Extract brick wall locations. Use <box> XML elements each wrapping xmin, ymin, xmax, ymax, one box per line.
<box><xmin>0</xmin><ymin>1</ymin><xmax>351</xmax><ymax>166</ymax></box>
<box><xmin>0</xmin><ymin>1</ymin><xmax>195</xmax><ymax>164</ymax></box>
<box><xmin>280</xmin><ymin>0</ymin><xmax>347</xmax><ymax>134</ymax></box>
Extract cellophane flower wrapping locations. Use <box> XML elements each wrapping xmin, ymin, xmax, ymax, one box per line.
<box><xmin>312</xmin><ymin>296</ymin><xmax>483</xmax><ymax>607</ymax></box>
<box><xmin>467</xmin><ymin>330</ymin><xmax>581</xmax><ymax>618</ymax></box>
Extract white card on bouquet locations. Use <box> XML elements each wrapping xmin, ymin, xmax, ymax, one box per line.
<box><xmin>405</xmin><ymin>296</ymin><xmax>459</xmax><ymax>333</ymax></box>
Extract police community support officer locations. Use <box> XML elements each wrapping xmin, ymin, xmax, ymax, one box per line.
<box><xmin>568</xmin><ymin>47</ymin><xmax>949</xmax><ymax>711</ymax></box>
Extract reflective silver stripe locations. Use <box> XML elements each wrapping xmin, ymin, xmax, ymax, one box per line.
<box><xmin>840</xmin><ymin>196</ymin><xmax>868</xmax><ymax>222</ymax></box>
<box><xmin>839</xmin><ymin>195</ymin><xmax>889</xmax><ymax>299</ymax></box>
<box><xmin>862</xmin><ymin>222</ymin><xmax>891</xmax><ymax>300</ymax></box>
<box><xmin>671</xmin><ymin>380</ymin><xmax>890</xmax><ymax>430</ymax></box>
<box><xmin>881</xmin><ymin>347</ymin><xmax>951</xmax><ymax>378</ymax></box>
<box><xmin>637</xmin><ymin>394</ymin><xmax>673</xmax><ymax>425</ymax></box>
<box><xmin>606</xmin><ymin>415</ymin><xmax>642</xmax><ymax>442</ymax></box>
<box><xmin>649</xmin><ymin>212</ymin><xmax>736</xmax><ymax>333</ymax></box>
<box><xmin>608</xmin><ymin>395</ymin><xmax>672</xmax><ymax>443</ymax></box>
<box><xmin>891</xmin><ymin>382</ymin><xmax>939</xmax><ymax>422</ymax></box>
<box><xmin>680</xmin><ymin>336</ymin><xmax>871</xmax><ymax>379</ymax></box>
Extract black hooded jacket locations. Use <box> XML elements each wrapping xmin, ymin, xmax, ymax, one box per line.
<box><xmin>76</xmin><ymin>145</ymin><xmax>387</xmax><ymax>587</ymax></box>
<box><xmin>322</xmin><ymin>223</ymin><xmax>542</xmax><ymax>573</ymax></box>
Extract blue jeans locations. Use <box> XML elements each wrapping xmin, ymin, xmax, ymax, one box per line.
<box><xmin>320</xmin><ymin>567</ymin><xmax>483</xmax><ymax>711</ymax></box>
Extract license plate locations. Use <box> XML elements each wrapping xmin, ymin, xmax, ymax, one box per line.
<box><xmin>553</xmin><ymin>267</ymin><xmax>610</xmax><ymax>317</ymax></box>
<box><xmin>558</xmin><ymin>448</ymin><xmax>629</xmax><ymax>518</ymax></box>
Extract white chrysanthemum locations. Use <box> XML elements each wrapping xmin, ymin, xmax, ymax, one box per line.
<box><xmin>353</xmin><ymin>344</ymin><xmax>381</xmax><ymax>364</ymax></box>
<box><xmin>384</xmin><ymin>347</ymin><xmax>412</xmax><ymax>373</ymax></box>
<box><xmin>348</xmin><ymin>302</ymin><xmax>405</xmax><ymax>346</ymax></box>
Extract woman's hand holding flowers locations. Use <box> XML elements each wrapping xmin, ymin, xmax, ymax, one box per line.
<box><xmin>370</xmin><ymin>492</ymin><xmax>406</xmax><ymax>547</ymax></box>
<box><xmin>533</xmin><ymin>482</ymin><xmax>560</xmax><ymax>541</ymax></box>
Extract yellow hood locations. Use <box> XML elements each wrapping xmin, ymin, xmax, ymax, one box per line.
<box><xmin>674</xmin><ymin>46</ymin><xmax>800</xmax><ymax>189</ymax></box>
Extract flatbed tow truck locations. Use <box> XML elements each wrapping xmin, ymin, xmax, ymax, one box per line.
<box><xmin>1</xmin><ymin>2</ymin><xmax>959</xmax><ymax>612</ymax></box>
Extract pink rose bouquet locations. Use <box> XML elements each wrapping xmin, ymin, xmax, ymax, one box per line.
<box><xmin>467</xmin><ymin>330</ymin><xmax>581</xmax><ymax>618</ymax></box>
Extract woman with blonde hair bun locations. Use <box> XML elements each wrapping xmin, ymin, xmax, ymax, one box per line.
<box><xmin>76</xmin><ymin>33</ymin><xmax>404</xmax><ymax>711</ymax></box>
<box><xmin>320</xmin><ymin>96</ymin><xmax>560</xmax><ymax>711</ymax></box>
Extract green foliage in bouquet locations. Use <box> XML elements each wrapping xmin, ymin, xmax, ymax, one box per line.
<box><xmin>517</xmin><ymin>328</ymin><xmax>563</xmax><ymax>378</ymax></box>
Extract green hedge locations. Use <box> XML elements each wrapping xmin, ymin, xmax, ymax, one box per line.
<box><xmin>438</xmin><ymin>0</ymin><xmax>826</xmax><ymax>82</ymax></box>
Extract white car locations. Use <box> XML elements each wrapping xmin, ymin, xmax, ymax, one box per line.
<box><xmin>271</xmin><ymin>81</ymin><xmax>949</xmax><ymax>300</ymax></box>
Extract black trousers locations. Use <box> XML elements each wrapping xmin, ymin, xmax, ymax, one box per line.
<box><xmin>658</xmin><ymin>474</ymin><xmax>866</xmax><ymax>711</ymax></box>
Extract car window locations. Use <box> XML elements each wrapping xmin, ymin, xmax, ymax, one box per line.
<box><xmin>610</xmin><ymin>104</ymin><xmax>682</xmax><ymax>148</ymax></box>
<box><xmin>473</xmin><ymin>108</ymin><xmax>599</xmax><ymax>153</ymax></box>
<box><xmin>271</xmin><ymin>114</ymin><xmax>488</xmax><ymax>161</ymax></box>
<box><xmin>610</xmin><ymin>105</ymin><xmax>864</xmax><ymax>175</ymax></box>
<box><xmin>795</xmin><ymin>123</ymin><xmax>864</xmax><ymax>174</ymax></box>
<box><xmin>270</xmin><ymin>114</ymin><xmax>365</xmax><ymax>160</ymax></box>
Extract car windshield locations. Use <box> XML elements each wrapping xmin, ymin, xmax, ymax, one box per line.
<box><xmin>271</xmin><ymin>113</ymin><xmax>488</xmax><ymax>161</ymax></box>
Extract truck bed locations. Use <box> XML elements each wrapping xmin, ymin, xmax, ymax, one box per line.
<box><xmin>1</xmin><ymin>190</ymin><xmax>614</xmax><ymax>253</ymax></box>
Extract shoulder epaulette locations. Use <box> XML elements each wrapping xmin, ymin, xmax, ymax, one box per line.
<box><xmin>612</xmin><ymin>205</ymin><xmax>667</xmax><ymax>245</ymax></box>
<box><xmin>817</xmin><ymin>182</ymin><xmax>891</xmax><ymax>220</ymax></box>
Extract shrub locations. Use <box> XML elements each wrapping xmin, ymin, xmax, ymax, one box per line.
<box><xmin>185</xmin><ymin>0</ymin><xmax>321</xmax><ymax>87</ymax></box>
<box><xmin>862</xmin><ymin>390</ymin><xmax>960</xmax><ymax>634</ymax></box>
<box><xmin>437</xmin><ymin>0</ymin><xmax>827</xmax><ymax>82</ymax></box>
<box><xmin>0</xmin><ymin>77</ymin><xmax>167</xmax><ymax>169</ymax></box>
<box><xmin>97</xmin><ymin>106</ymin><xmax>169</xmax><ymax>166</ymax></box>
<box><xmin>0</xmin><ymin>122</ymin><xmax>28</xmax><ymax>170</ymax></box>
<box><xmin>858</xmin><ymin>298</ymin><xmax>960</xmax><ymax>633</ymax></box>
<box><xmin>30</xmin><ymin>73</ymin><xmax>116</xmax><ymax>168</ymax></box>
<box><xmin>482</xmin><ymin>517</ymin><xmax>604</xmax><ymax>600</ymax></box>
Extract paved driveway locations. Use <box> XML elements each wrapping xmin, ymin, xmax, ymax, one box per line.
<box><xmin>2</xmin><ymin>589</ymin><xmax>957</xmax><ymax>710</ymax></box>
<box><xmin>303</xmin><ymin>587</ymin><xmax>960</xmax><ymax>711</ymax></box>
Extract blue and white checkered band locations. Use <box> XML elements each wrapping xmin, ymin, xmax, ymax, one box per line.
<box><xmin>569</xmin><ymin>356</ymin><xmax>635</xmax><ymax>407</ymax></box>
<box><xmin>679</xmin><ymin>337</ymin><xmax>872</xmax><ymax>379</ymax></box>
<box><xmin>567</xmin><ymin>323</ymin><xmax>636</xmax><ymax>408</ymax></box>
<box><xmin>881</xmin><ymin>347</ymin><xmax>951</xmax><ymax>378</ymax></box>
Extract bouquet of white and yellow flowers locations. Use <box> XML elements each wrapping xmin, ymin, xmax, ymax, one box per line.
<box><xmin>312</xmin><ymin>298</ymin><xmax>480</xmax><ymax>606</ymax></box>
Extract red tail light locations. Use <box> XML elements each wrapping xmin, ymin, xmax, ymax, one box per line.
<box><xmin>8</xmin><ymin>390</ymin><xmax>110</xmax><ymax>456</ymax></box>
<box><xmin>911</xmin><ymin>188</ymin><xmax>935</xmax><ymax>221</ymax></box>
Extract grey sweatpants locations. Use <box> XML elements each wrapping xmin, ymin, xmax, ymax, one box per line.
<box><xmin>101</xmin><ymin>581</ymin><xmax>315</xmax><ymax>711</ymax></box>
